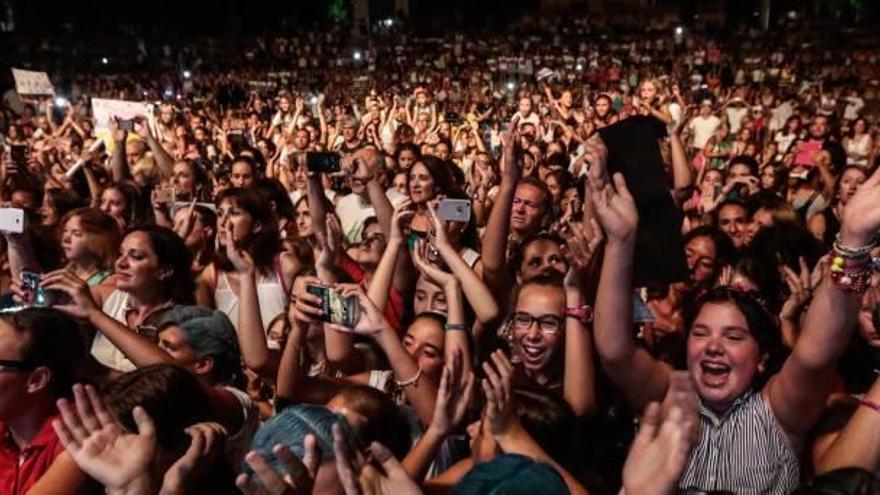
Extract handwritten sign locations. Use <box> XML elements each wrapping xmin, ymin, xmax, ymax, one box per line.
<box><xmin>90</xmin><ymin>98</ymin><xmax>150</xmax><ymax>151</ymax></box>
<box><xmin>11</xmin><ymin>68</ymin><xmax>55</xmax><ymax>96</ymax></box>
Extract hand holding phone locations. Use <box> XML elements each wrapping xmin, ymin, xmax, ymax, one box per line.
<box><xmin>436</xmin><ymin>198</ymin><xmax>472</xmax><ymax>223</ymax></box>
<box><xmin>306</xmin><ymin>152</ymin><xmax>342</xmax><ymax>174</ymax></box>
<box><xmin>0</xmin><ymin>208</ymin><xmax>25</xmax><ymax>234</ymax></box>
<box><xmin>306</xmin><ymin>283</ymin><xmax>360</xmax><ymax>328</ymax></box>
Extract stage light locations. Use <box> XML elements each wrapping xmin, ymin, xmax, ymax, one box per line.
<box><xmin>353</xmin><ymin>50</ymin><xmax>362</xmax><ymax>61</ymax></box>
<box><xmin>101</xmin><ymin>57</ymin><xmax>109</xmax><ymax>65</ymax></box>
<box><xmin>182</xmin><ymin>70</ymin><xmax>192</xmax><ymax>79</ymax></box>
<box><xmin>506</xmin><ymin>81</ymin><xmax>516</xmax><ymax>91</ymax></box>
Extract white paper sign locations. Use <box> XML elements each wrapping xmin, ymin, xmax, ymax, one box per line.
<box><xmin>11</xmin><ymin>68</ymin><xmax>55</xmax><ymax>96</ymax></box>
<box><xmin>90</xmin><ymin>98</ymin><xmax>149</xmax><ymax>131</ymax></box>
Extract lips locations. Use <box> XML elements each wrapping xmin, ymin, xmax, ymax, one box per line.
<box><xmin>700</xmin><ymin>361</ymin><xmax>731</xmax><ymax>387</ymax></box>
<box><xmin>519</xmin><ymin>342</ymin><xmax>547</xmax><ymax>367</ymax></box>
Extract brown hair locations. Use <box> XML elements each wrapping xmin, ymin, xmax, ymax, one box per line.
<box><xmin>60</xmin><ymin>207</ymin><xmax>123</xmax><ymax>270</ymax></box>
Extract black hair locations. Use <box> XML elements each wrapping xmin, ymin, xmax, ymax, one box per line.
<box><xmin>333</xmin><ymin>385</ymin><xmax>411</xmax><ymax>460</ymax></box>
<box><xmin>131</xmin><ymin>225</ymin><xmax>196</xmax><ymax>304</ymax></box>
<box><xmin>3</xmin><ymin>308</ymin><xmax>84</xmax><ymax>397</ymax></box>
<box><xmin>684</xmin><ymin>287</ymin><xmax>785</xmax><ymax>389</ymax></box>
<box><xmin>215</xmin><ymin>187</ymin><xmax>280</xmax><ymax>272</ymax></box>
<box><xmin>510</xmin><ymin>232</ymin><xmax>566</xmax><ymax>279</ymax></box>
<box><xmin>256</xmin><ymin>178</ymin><xmax>296</xmax><ymax>221</ymax></box>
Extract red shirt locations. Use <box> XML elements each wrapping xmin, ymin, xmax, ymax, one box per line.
<box><xmin>0</xmin><ymin>415</ymin><xmax>65</xmax><ymax>495</ymax></box>
<box><xmin>338</xmin><ymin>254</ymin><xmax>405</xmax><ymax>331</ymax></box>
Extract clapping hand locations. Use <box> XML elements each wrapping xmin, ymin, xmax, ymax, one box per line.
<box><xmin>623</xmin><ymin>372</ymin><xmax>700</xmax><ymax>495</ymax></box>
<box><xmin>481</xmin><ymin>350</ymin><xmax>517</xmax><ymax>438</ymax></box>
<box><xmin>560</xmin><ymin>219</ymin><xmax>603</xmax><ymax>289</ymax></box>
<box><xmin>779</xmin><ymin>257</ymin><xmax>813</xmax><ymax>322</ymax></box>
<box><xmin>430</xmin><ymin>348</ymin><xmax>475</xmax><ymax>436</ymax></box>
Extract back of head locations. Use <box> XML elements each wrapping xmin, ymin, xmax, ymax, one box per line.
<box><xmin>452</xmin><ymin>454</ymin><xmax>570</xmax><ymax>495</ymax></box>
<box><xmin>248</xmin><ymin>404</ymin><xmax>339</xmax><ymax>472</ymax></box>
<box><xmin>333</xmin><ymin>385</ymin><xmax>411</xmax><ymax>460</ymax></box>
<box><xmin>2</xmin><ymin>308</ymin><xmax>84</xmax><ymax>397</ymax></box>
<box><xmin>103</xmin><ymin>364</ymin><xmax>212</xmax><ymax>454</ymax></box>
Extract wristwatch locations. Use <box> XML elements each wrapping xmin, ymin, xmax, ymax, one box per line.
<box><xmin>564</xmin><ymin>305</ymin><xmax>594</xmax><ymax>324</ymax></box>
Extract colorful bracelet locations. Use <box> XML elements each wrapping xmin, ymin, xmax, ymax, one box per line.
<box><xmin>444</xmin><ymin>323</ymin><xmax>468</xmax><ymax>332</ymax></box>
<box><xmin>854</xmin><ymin>395</ymin><xmax>880</xmax><ymax>414</ymax></box>
<box><xmin>830</xmin><ymin>254</ymin><xmax>872</xmax><ymax>293</ymax></box>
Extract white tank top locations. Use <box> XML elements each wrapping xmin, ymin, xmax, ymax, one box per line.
<box><xmin>214</xmin><ymin>269</ymin><xmax>288</xmax><ymax>349</ymax></box>
<box><xmin>90</xmin><ymin>290</ymin><xmax>137</xmax><ymax>373</ymax></box>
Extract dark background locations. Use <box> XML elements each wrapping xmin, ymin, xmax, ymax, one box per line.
<box><xmin>1</xmin><ymin>0</ymin><xmax>876</xmax><ymax>36</ymax></box>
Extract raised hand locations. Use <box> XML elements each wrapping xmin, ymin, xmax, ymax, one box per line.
<box><xmin>481</xmin><ymin>350</ymin><xmax>517</xmax><ymax>438</ymax></box>
<box><xmin>161</xmin><ymin>422</ymin><xmax>228</xmax><ymax>495</ymax></box>
<box><xmin>589</xmin><ymin>172</ymin><xmax>638</xmax><ymax>244</ymax></box>
<box><xmin>411</xmin><ymin>239</ymin><xmax>455</xmax><ymax>289</ymax></box>
<box><xmin>52</xmin><ymin>384</ymin><xmax>156</xmax><ymax>492</ymax></box>
<box><xmin>288</xmin><ymin>275</ymin><xmax>327</xmax><ymax>326</ymax></box>
<box><xmin>316</xmin><ymin>213</ymin><xmax>343</xmax><ymax>269</ymax></box>
<box><xmin>560</xmin><ymin>219</ymin><xmax>603</xmax><ymax>289</ymax></box>
<box><xmin>41</xmin><ymin>269</ymin><xmax>98</xmax><ymax>319</ymax></box>
<box><xmin>430</xmin><ymin>348</ymin><xmax>475</xmax><ymax>436</ymax></box>
<box><xmin>425</xmin><ymin>201</ymin><xmax>454</xmax><ymax>252</ymax></box>
<box><xmin>236</xmin><ymin>435</ymin><xmax>322</xmax><ymax>495</ymax></box>
<box><xmin>779</xmin><ymin>257</ymin><xmax>813</xmax><ymax>323</ymax></box>
<box><xmin>333</xmin><ymin>424</ymin><xmax>422</xmax><ymax>495</ymax></box>
<box><xmin>623</xmin><ymin>371</ymin><xmax>699</xmax><ymax>495</ymax></box>
<box><xmin>389</xmin><ymin>199</ymin><xmax>415</xmax><ymax>246</ymax></box>
<box><xmin>326</xmin><ymin>284</ymin><xmax>387</xmax><ymax>335</ymax></box>
<box><xmin>501</xmin><ymin>130</ymin><xmax>523</xmax><ymax>184</ymax></box>
<box><xmin>224</xmin><ymin>223</ymin><xmax>256</xmax><ymax>274</ymax></box>
<box><xmin>840</xmin><ymin>166</ymin><xmax>880</xmax><ymax>246</ymax></box>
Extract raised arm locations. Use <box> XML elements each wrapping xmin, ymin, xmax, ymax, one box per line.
<box><xmin>136</xmin><ymin>119</ymin><xmax>174</xmax><ymax>180</ymax></box>
<box><xmin>561</xmin><ymin>222</ymin><xmax>602</xmax><ymax>416</ymax></box>
<box><xmin>590</xmin><ymin>166</ymin><xmax>671</xmax><ymax>411</ymax></box>
<box><xmin>816</xmin><ymin>369</ymin><xmax>880</xmax><ymax>474</ymax></box>
<box><xmin>331</xmin><ymin>285</ymin><xmax>438</xmax><ymax>426</ymax></box>
<box><xmin>481</xmin><ymin>131</ymin><xmax>521</xmax><ymax>298</ymax></box>
<box><xmin>669</xmin><ymin>129</ymin><xmax>694</xmax><ymax>192</ymax></box>
<box><xmin>224</xmin><ymin>225</ymin><xmax>273</xmax><ymax>377</ymax></box>
<box><xmin>108</xmin><ymin>120</ymin><xmax>132</xmax><ymax>182</ymax></box>
<box><xmin>427</xmin><ymin>204</ymin><xmax>499</xmax><ymax>325</ymax></box>
<box><xmin>366</xmin><ymin>200</ymin><xmax>414</xmax><ymax>313</ymax></box>
<box><xmin>766</xmin><ymin>166</ymin><xmax>880</xmax><ymax>437</ymax></box>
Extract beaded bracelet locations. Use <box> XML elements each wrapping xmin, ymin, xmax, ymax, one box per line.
<box><xmin>830</xmin><ymin>255</ymin><xmax>872</xmax><ymax>293</ymax></box>
<box><xmin>833</xmin><ymin>233</ymin><xmax>875</xmax><ymax>259</ymax></box>
<box><xmin>395</xmin><ymin>368</ymin><xmax>423</xmax><ymax>389</ymax></box>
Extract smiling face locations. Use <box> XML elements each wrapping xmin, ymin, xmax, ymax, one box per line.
<box><xmin>687</xmin><ymin>301</ymin><xmax>764</xmax><ymax>412</ymax></box>
<box><xmin>115</xmin><ymin>231</ymin><xmax>166</xmax><ymax>294</ymax></box>
<box><xmin>685</xmin><ymin>235</ymin><xmax>717</xmax><ymax>285</ymax></box>
<box><xmin>511</xmin><ymin>284</ymin><xmax>565</xmax><ymax>374</ymax></box>
<box><xmin>717</xmin><ymin>203</ymin><xmax>749</xmax><ymax>248</ymax></box>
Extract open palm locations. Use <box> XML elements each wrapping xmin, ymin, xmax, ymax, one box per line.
<box><xmin>53</xmin><ymin>385</ymin><xmax>156</xmax><ymax>490</ymax></box>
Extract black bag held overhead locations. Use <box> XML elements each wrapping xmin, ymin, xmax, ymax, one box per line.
<box><xmin>598</xmin><ymin>115</ymin><xmax>689</xmax><ymax>286</ymax></box>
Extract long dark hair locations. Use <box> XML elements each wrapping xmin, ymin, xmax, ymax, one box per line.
<box><xmin>131</xmin><ymin>225</ymin><xmax>195</xmax><ymax>304</ymax></box>
<box><xmin>215</xmin><ymin>187</ymin><xmax>280</xmax><ymax>272</ymax></box>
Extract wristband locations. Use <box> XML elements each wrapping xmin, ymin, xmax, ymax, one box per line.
<box><xmin>564</xmin><ymin>305</ymin><xmax>594</xmax><ymax>325</ymax></box>
<box><xmin>444</xmin><ymin>323</ymin><xmax>468</xmax><ymax>332</ymax></box>
<box><xmin>395</xmin><ymin>368</ymin><xmax>423</xmax><ymax>388</ymax></box>
<box><xmin>854</xmin><ymin>395</ymin><xmax>880</xmax><ymax>414</ymax></box>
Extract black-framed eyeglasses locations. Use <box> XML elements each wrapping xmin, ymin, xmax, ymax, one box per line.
<box><xmin>511</xmin><ymin>312</ymin><xmax>563</xmax><ymax>334</ymax></box>
<box><xmin>0</xmin><ymin>359</ymin><xmax>38</xmax><ymax>373</ymax></box>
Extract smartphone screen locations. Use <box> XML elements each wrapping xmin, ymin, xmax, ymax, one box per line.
<box><xmin>306</xmin><ymin>283</ymin><xmax>359</xmax><ymax>328</ymax></box>
<box><xmin>436</xmin><ymin>199</ymin><xmax>471</xmax><ymax>222</ymax></box>
<box><xmin>306</xmin><ymin>152</ymin><xmax>341</xmax><ymax>173</ymax></box>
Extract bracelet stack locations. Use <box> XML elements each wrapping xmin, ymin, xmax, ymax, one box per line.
<box><xmin>830</xmin><ymin>234</ymin><xmax>876</xmax><ymax>294</ymax></box>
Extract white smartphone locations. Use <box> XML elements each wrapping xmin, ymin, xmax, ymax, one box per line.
<box><xmin>436</xmin><ymin>199</ymin><xmax>472</xmax><ymax>223</ymax></box>
<box><xmin>0</xmin><ymin>208</ymin><xmax>25</xmax><ymax>234</ymax></box>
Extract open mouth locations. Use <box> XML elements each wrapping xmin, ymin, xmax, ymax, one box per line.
<box><xmin>700</xmin><ymin>361</ymin><xmax>731</xmax><ymax>386</ymax></box>
<box><xmin>520</xmin><ymin>343</ymin><xmax>546</xmax><ymax>365</ymax></box>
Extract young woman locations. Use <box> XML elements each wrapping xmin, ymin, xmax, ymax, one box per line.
<box><xmin>196</xmin><ymin>187</ymin><xmax>300</xmax><ymax>349</ymax></box>
<box><xmin>590</xmin><ymin>166</ymin><xmax>880</xmax><ymax>493</ymax></box>
<box><xmin>43</xmin><ymin>225</ymin><xmax>194</xmax><ymax>377</ymax></box>
<box><xmin>633</xmin><ymin>78</ymin><xmax>673</xmax><ymax>125</ymax></box>
<box><xmin>96</xmin><ymin>181</ymin><xmax>144</xmax><ymax>229</ymax></box>
<box><xmin>58</xmin><ymin>208</ymin><xmax>120</xmax><ymax>305</ymax></box>
<box><xmin>808</xmin><ymin>165</ymin><xmax>868</xmax><ymax>249</ymax></box>
<box><xmin>844</xmin><ymin>118</ymin><xmax>872</xmax><ymax>167</ymax></box>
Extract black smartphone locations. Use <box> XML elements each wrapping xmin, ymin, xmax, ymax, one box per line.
<box><xmin>306</xmin><ymin>152</ymin><xmax>341</xmax><ymax>174</ymax></box>
<box><xmin>118</xmin><ymin>119</ymin><xmax>136</xmax><ymax>132</ymax></box>
<box><xmin>306</xmin><ymin>283</ymin><xmax>360</xmax><ymax>328</ymax></box>
<box><xmin>9</xmin><ymin>145</ymin><xmax>26</xmax><ymax>165</ymax></box>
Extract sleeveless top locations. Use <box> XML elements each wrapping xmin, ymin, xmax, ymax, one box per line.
<box><xmin>678</xmin><ymin>392</ymin><xmax>800</xmax><ymax>494</ymax></box>
<box><xmin>90</xmin><ymin>290</ymin><xmax>168</xmax><ymax>373</ymax></box>
<box><xmin>214</xmin><ymin>267</ymin><xmax>288</xmax><ymax>350</ymax></box>
<box><xmin>85</xmin><ymin>270</ymin><xmax>113</xmax><ymax>287</ymax></box>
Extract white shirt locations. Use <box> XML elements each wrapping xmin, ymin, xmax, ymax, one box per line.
<box><xmin>336</xmin><ymin>190</ymin><xmax>407</xmax><ymax>244</ymax></box>
<box><xmin>688</xmin><ymin>115</ymin><xmax>722</xmax><ymax>150</ymax></box>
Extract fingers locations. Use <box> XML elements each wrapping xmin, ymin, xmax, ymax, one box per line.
<box><xmin>369</xmin><ymin>442</ymin><xmax>409</xmax><ymax>481</ymax></box>
<box><xmin>84</xmin><ymin>384</ymin><xmax>116</xmax><ymax>429</ymax></box>
<box><xmin>72</xmin><ymin>384</ymin><xmax>100</xmax><ymax>433</ymax></box>
<box><xmin>56</xmin><ymin>397</ymin><xmax>89</xmax><ymax>445</ymax></box>
<box><xmin>131</xmin><ymin>406</ymin><xmax>156</xmax><ymax>439</ymax></box>
<box><xmin>633</xmin><ymin>402</ymin><xmax>662</xmax><ymax>448</ymax></box>
<box><xmin>611</xmin><ymin>172</ymin><xmax>633</xmax><ymax>200</ymax></box>
<box><xmin>242</xmin><ymin>450</ymin><xmax>289</xmax><ymax>494</ymax></box>
<box><xmin>273</xmin><ymin>443</ymin><xmax>310</xmax><ymax>489</ymax></box>
<box><xmin>301</xmin><ymin>434</ymin><xmax>321</xmax><ymax>480</ymax></box>
<box><xmin>333</xmin><ymin>424</ymin><xmax>362</xmax><ymax>495</ymax></box>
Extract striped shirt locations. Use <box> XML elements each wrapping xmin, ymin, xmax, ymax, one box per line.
<box><xmin>678</xmin><ymin>391</ymin><xmax>800</xmax><ymax>494</ymax></box>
